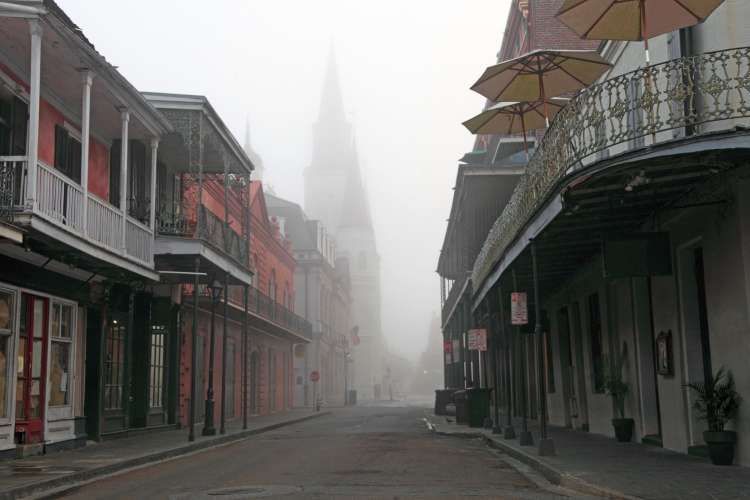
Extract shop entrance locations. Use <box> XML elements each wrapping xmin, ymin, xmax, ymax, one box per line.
<box><xmin>15</xmin><ymin>294</ymin><xmax>48</xmax><ymax>444</ymax></box>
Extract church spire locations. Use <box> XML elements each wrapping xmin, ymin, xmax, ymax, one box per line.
<box><xmin>317</xmin><ymin>45</ymin><xmax>346</xmax><ymax>124</ymax></box>
<box><xmin>243</xmin><ymin>115</ymin><xmax>264</xmax><ymax>181</ymax></box>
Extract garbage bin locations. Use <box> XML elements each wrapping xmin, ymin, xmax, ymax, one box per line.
<box><xmin>453</xmin><ymin>390</ymin><xmax>468</xmax><ymax>425</ymax></box>
<box><xmin>466</xmin><ymin>388</ymin><xmax>492</xmax><ymax>428</ymax></box>
<box><xmin>434</xmin><ymin>389</ymin><xmax>457</xmax><ymax>416</ymax></box>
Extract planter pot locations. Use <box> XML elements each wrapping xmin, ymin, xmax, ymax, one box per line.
<box><xmin>703</xmin><ymin>430</ymin><xmax>737</xmax><ymax>466</ymax></box>
<box><xmin>612</xmin><ymin>418</ymin><xmax>634</xmax><ymax>443</ymax></box>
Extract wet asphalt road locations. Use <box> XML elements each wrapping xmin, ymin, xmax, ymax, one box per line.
<box><xmin>54</xmin><ymin>402</ymin><xmax>577</xmax><ymax>499</ymax></box>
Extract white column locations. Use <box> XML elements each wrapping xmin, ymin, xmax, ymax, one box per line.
<box><xmin>119</xmin><ymin>108</ymin><xmax>129</xmax><ymax>252</ymax></box>
<box><xmin>26</xmin><ymin>19</ymin><xmax>43</xmax><ymax>208</ymax></box>
<box><xmin>80</xmin><ymin>70</ymin><xmax>93</xmax><ymax>234</ymax></box>
<box><xmin>149</xmin><ymin>137</ymin><xmax>159</xmax><ymax>232</ymax></box>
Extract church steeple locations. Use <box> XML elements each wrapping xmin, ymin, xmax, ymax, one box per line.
<box><xmin>318</xmin><ymin>45</ymin><xmax>346</xmax><ymax>124</ymax></box>
<box><xmin>243</xmin><ymin>116</ymin><xmax>264</xmax><ymax>181</ymax></box>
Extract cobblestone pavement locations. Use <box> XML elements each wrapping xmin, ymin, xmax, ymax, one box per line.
<box><xmin>50</xmin><ymin>402</ymin><xmax>591</xmax><ymax>499</ymax></box>
<box><xmin>428</xmin><ymin>414</ymin><xmax>750</xmax><ymax>500</ymax></box>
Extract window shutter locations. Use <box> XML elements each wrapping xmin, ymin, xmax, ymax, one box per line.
<box><xmin>109</xmin><ymin>139</ymin><xmax>121</xmax><ymax>206</ymax></box>
<box><xmin>54</xmin><ymin>124</ymin><xmax>68</xmax><ymax>175</ymax></box>
<box><xmin>68</xmin><ymin>137</ymin><xmax>82</xmax><ymax>183</ymax></box>
<box><xmin>11</xmin><ymin>97</ymin><xmax>27</xmax><ymax>155</ymax></box>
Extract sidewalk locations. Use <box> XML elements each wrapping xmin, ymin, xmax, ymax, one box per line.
<box><xmin>0</xmin><ymin>409</ymin><xmax>330</xmax><ymax>500</ymax></box>
<box><xmin>425</xmin><ymin>414</ymin><xmax>750</xmax><ymax>500</ymax></box>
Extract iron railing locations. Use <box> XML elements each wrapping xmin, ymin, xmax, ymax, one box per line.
<box><xmin>157</xmin><ymin>204</ymin><xmax>248</xmax><ymax>266</ymax></box>
<box><xmin>472</xmin><ymin>47</ymin><xmax>750</xmax><ymax>288</ymax></box>
<box><xmin>0</xmin><ymin>156</ymin><xmax>24</xmax><ymax>221</ymax></box>
<box><xmin>441</xmin><ymin>273</ymin><xmax>468</xmax><ymax>326</ymax></box>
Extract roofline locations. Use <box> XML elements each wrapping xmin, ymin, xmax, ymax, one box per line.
<box><xmin>142</xmin><ymin>92</ymin><xmax>255</xmax><ymax>174</ymax></box>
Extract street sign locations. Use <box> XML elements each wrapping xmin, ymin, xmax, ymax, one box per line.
<box><xmin>468</xmin><ymin>329</ymin><xmax>487</xmax><ymax>352</ymax></box>
<box><xmin>511</xmin><ymin>292</ymin><xmax>528</xmax><ymax>325</ymax></box>
<box><xmin>443</xmin><ymin>340</ymin><xmax>452</xmax><ymax>353</ymax></box>
<box><xmin>310</xmin><ymin>371</ymin><xmax>320</xmax><ymax>382</ymax></box>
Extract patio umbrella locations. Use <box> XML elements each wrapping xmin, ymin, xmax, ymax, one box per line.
<box><xmin>555</xmin><ymin>0</ymin><xmax>725</xmax><ymax>63</ymax></box>
<box><xmin>470</xmin><ymin>50</ymin><xmax>611</xmax><ymax>126</ymax></box>
<box><xmin>462</xmin><ymin>99</ymin><xmax>569</xmax><ymax>158</ymax></box>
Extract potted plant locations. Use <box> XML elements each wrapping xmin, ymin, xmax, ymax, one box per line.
<box><xmin>686</xmin><ymin>367</ymin><xmax>742</xmax><ymax>465</ymax></box>
<box><xmin>603</xmin><ymin>342</ymin><xmax>634</xmax><ymax>442</ymax></box>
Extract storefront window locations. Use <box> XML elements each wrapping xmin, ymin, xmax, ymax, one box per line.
<box><xmin>149</xmin><ymin>325</ymin><xmax>166</xmax><ymax>409</ymax></box>
<box><xmin>49</xmin><ymin>303</ymin><xmax>74</xmax><ymax>407</ymax></box>
<box><xmin>104</xmin><ymin>318</ymin><xmax>126</xmax><ymax>410</ymax></box>
<box><xmin>0</xmin><ymin>290</ymin><xmax>11</xmax><ymax>418</ymax></box>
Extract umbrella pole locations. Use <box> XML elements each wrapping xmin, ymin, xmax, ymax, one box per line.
<box><xmin>641</xmin><ymin>0</ymin><xmax>650</xmax><ymax>65</ymax></box>
<box><xmin>520</xmin><ymin>112</ymin><xmax>530</xmax><ymax>161</ymax></box>
<box><xmin>539</xmin><ymin>74</ymin><xmax>551</xmax><ymax>128</ymax></box>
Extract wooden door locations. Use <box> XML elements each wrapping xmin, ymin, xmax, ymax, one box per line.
<box><xmin>15</xmin><ymin>294</ymin><xmax>48</xmax><ymax>444</ymax></box>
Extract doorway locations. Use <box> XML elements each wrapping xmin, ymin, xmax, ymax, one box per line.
<box><xmin>557</xmin><ymin>307</ymin><xmax>574</xmax><ymax>428</ymax></box>
<box><xmin>15</xmin><ymin>294</ymin><xmax>48</xmax><ymax>444</ymax></box>
<box><xmin>570</xmin><ymin>302</ymin><xmax>589</xmax><ymax>430</ymax></box>
<box><xmin>249</xmin><ymin>350</ymin><xmax>260</xmax><ymax>414</ymax></box>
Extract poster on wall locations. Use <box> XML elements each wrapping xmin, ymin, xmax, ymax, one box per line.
<box><xmin>467</xmin><ymin>329</ymin><xmax>487</xmax><ymax>351</ymax></box>
<box><xmin>511</xmin><ymin>292</ymin><xmax>528</xmax><ymax>325</ymax></box>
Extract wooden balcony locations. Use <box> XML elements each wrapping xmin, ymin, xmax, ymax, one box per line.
<box><xmin>0</xmin><ymin>156</ymin><xmax>155</xmax><ymax>277</ymax></box>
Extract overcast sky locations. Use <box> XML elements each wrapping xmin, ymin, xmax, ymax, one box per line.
<box><xmin>59</xmin><ymin>0</ymin><xmax>510</xmax><ymax>360</ymax></box>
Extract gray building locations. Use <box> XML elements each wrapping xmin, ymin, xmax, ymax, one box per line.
<box><xmin>266</xmin><ymin>193</ymin><xmax>352</xmax><ymax>407</ymax></box>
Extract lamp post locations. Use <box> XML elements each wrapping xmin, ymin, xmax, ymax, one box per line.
<box><xmin>203</xmin><ymin>279</ymin><xmax>223</xmax><ymax>436</ymax></box>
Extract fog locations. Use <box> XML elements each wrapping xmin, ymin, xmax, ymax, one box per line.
<box><xmin>59</xmin><ymin>0</ymin><xmax>510</xmax><ymax>361</ymax></box>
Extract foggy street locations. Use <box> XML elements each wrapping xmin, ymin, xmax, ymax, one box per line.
<box><xmin>52</xmin><ymin>403</ymin><xmax>576</xmax><ymax>500</ymax></box>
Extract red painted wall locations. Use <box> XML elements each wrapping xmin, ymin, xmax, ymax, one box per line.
<box><xmin>0</xmin><ymin>64</ymin><xmax>111</xmax><ymax>200</ymax></box>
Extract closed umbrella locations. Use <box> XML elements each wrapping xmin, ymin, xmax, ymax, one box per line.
<box><xmin>462</xmin><ymin>99</ymin><xmax>569</xmax><ymax>158</ymax></box>
<box><xmin>556</xmin><ymin>0</ymin><xmax>725</xmax><ymax>63</ymax></box>
<box><xmin>470</xmin><ymin>50</ymin><xmax>611</xmax><ymax>126</ymax></box>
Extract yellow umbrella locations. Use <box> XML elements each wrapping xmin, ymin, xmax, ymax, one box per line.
<box><xmin>462</xmin><ymin>99</ymin><xmax>569</xmax><ymax>158</ymax></box>
<box><xmin>556</xmin><ymin>0</ymin><xmax>725</xmax><ymax>63</ymax></box>
<box><xmin>470</xmin><ymin>50</ymin><xmax>611</xmax><ymax>126</ymax></box>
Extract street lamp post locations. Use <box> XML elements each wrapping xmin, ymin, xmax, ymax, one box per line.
<box><xmin>203</xmin><ymin>279</ymin><xmax>223</xmax><ymax>436</ymax></box>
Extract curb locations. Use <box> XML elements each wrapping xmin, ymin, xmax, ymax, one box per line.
<box><xmin>424</xmin><ymin>417</ymin><xmax>641</xmax><ymax>500</ymax></box>
<box><xmin>3</xmin><ymin>412</ymin><xmax>331</xmax><ymax>500</ymax></box>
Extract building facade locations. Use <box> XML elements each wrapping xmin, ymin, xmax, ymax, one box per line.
<box><xmin>266</xmin><ymin>193</ymin><xmax>352</xmax><ymax>407</ymax></box>
<box><xmin>442</xmin><ymin>0</ymin><xmax>750</xmax><ymax>467</ymax></box>
<box><xmin>304</xmin><ymin>51</ymin><xmax>384</xmax><ymax>400</ymax></box>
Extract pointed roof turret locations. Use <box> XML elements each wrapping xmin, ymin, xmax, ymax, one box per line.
<box><xmin>317</xmin><ymin>45</ymin><xmax>346</xmax><ymax>124</ymax></box>
<box><xmin>243</xmin><ymin>116</ymin><xmax>264</xmax><ymax>181</ymax></box>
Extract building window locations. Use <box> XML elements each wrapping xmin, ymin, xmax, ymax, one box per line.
<box><xmin>588</xmin><ymin>293</ymin><xmax>605</xmax><ymax>393</ymax></box>
<box><xmin>149</xmin><ymin>324</ymin><xmax>166</xmax><ymax>409</ymax></box>
<box><xmin>269</xmin><ymin>270</ymin><xmax>277</xmax><ymax>303</ymax></box>
<box><xmin>0</xmin><ymin>93</ymin><xmax>27</xmax><ymax>156</ymax></box>
<box><xmin>0</xmin><ymin>290</ymin><xmax>13</xmax><ymax>418</ymax></box>
<box><xmin>49</xmin><ymin>302</ymin><xmax>74</xmax><ymax>407</ymax></box>
<box><xmin>104</xmin><ymin>318</ymin><xmax>126</xmax><ymax>410</ymax></box>
<box><xmin>54</xmin><ymin>124</ymin><xmax>82</xmax><ymax>183</ymax></box>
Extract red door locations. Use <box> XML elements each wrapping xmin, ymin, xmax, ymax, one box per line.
<box><xmin>15</xmin><ymin>294</ymin><xmax>48</xmax><ymax>444</ymax></box>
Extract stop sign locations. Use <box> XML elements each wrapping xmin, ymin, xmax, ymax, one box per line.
<box><xmin>310</xmin><ymin>370</ymin><xmax>320</xmax><ymax>382</ymax></box>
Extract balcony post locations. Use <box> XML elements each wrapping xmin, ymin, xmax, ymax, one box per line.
<box><xmin>532</xmin><ymin>240</ymin><xmax>555</xmax><ymax>456</ymax></box>
<box><xmin>149</xmin><ymin>138</ymin><xmax>159</xmax><ymax>233</ymax></box>
<box><xmin>242</xmin><ymin>283</ymin><xmax>249</xmax><ymax>430</ymax></box>
<box><xmin>80</xmin><ymin>70</ymin><xmax>93</xmax><ymax>233</ymax></box>
<box><xmin>25</xmin><ymin>19</ymin><xmax>43</xmax><ymax>208</ymax></box>
<box><xmin>119</xmin><ymin>108</ymin><xmax>130</xmax><ymax>252</ymax></box>
<box><xmin>220</xmin><ymin>272</ymin><xmax>228</xmax><ymax>435</ymax></box>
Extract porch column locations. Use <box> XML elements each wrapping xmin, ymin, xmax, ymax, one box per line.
<box><xmin>25</xmin><ymin>19</ymin><xmax>43</xmax><ymax>207</ymax></box>
<box><xmin>220</xmin><ymin>272</ymin><xmax>228</xmax><ymax>435</ymax></box>
<box><xmin>149</xmin><ymin>138</ymin><xmax>159</xmax><ymax>233</ymax></box>
<box><xmin>242</xmin><ymin>284</ymin><xmax>249</xmax><ymax>430</ymax></box>
<box><xmin>80</xmin><ymin>70</ymin><xmax>94</xmax><ymax>233</ymax></box>
<box><xmin>514</xmin><ymin>268</ymin><xmax>533</xmax><ymax>446</ymax></box>
<box><xmin>119</xmin><ymin>108</ymin><xmax>130</xmax><ymax>251</ymax></box>
<box><xmin>532</xmin><ymin>240</ymin><xmax>555</xmax><ymax>456</ymax></box>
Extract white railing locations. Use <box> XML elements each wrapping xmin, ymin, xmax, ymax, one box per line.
<box><xmin>126</xmin><ymin>217</ymin><xmax>153</xmax><ymax>265</ymax></box>
<box><xmin>36</xmin><ymin>162</ymin><xmax>84</xmax><ymax>234</ymax></box>
<box><xmin>87</xmin><ymin>194</ymin><xmax>124</xmax><ymax>251</ymax></box>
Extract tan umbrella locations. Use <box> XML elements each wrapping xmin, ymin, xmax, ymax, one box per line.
<box><xmin>556</xmin><ymin>0</ymin><xmax>725</xmax><ymax>63</ymax></box>
<box><xmin>462</xmin><ymin>99</ymin><xmax>569</xmax><ymax>158</ymax></box>
<box><xmin>470</xmin><ymin>50</ymin><xmax>611</xmax><ymax>126</ymax></box>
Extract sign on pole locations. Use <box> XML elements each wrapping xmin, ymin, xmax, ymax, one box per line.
<box><xmin>467</xmin><ymin>329</ymin><xmax>487</xmax><ymax>352</ymax></box>
<box><xmin>511</xmin><ymin>292</ymin><xmax>528</xmax><ymax>325</ymax></box>
<box><xmin>310</xmin><ymin>371</ymin><xmax>320</xmax><ymax>382</ymax></box>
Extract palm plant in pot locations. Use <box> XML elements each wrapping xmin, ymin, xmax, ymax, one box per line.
<box><xmin>603</xmin><ymin>342</ymin><xmax>633</xmax><ymax>442</ymax></box>
<box><xmin>686</xmin><ymin>367</ymin><xmax>742</xmax><ymax>466</ymax></box>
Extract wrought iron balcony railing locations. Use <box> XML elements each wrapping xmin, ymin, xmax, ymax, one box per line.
<box><xmin>441</xmin><ymin>273</ymin><xmax>469</xmax><ymax>326</ymax></box>
<box><xmin>472</xmin><ymin>47</ymin><xmax>750</xmax><ymax>288</ymax></box>
<box><xmin>156</xmin><ymin>204</ymin><xmax>248</xmax><ymax>266</ymax></box>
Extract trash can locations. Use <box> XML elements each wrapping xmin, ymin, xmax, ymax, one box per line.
<box><xmin>453</xmin><ymin>390</ymin><xmax>468</xmax><ymax>425</ymax></box>
<box><xmin>434</xmin><ymin>389</ymin><xmax>457</xmax><ymax>416</ymax></box>
<box><xmin>466</xmin><ymin>388</ymin><xmax>492</xmax><ymax>428</ymax></box>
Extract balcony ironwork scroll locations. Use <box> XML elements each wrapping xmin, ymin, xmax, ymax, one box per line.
<box><xmin>472</xmin><ymin>47</ymin><xmax>750</xmax><ymax>289</ymax></box>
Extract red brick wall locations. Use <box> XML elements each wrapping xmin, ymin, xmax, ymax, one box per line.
<box><xmin>529</xmin><ymin>0</ymin><xmax>600</xmax><ymax>52</ymax></box>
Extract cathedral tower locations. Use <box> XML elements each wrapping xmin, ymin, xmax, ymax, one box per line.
<box><xmin>304</xmin><ymin>50</ymin><xmax>384</xmax><ymax>400</ymax></box>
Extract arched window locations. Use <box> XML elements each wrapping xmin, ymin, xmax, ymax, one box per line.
<box><xmin>358</xmin><ymin>251</ymin><xmax>367</xmax><ymax>271</ymax></box>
